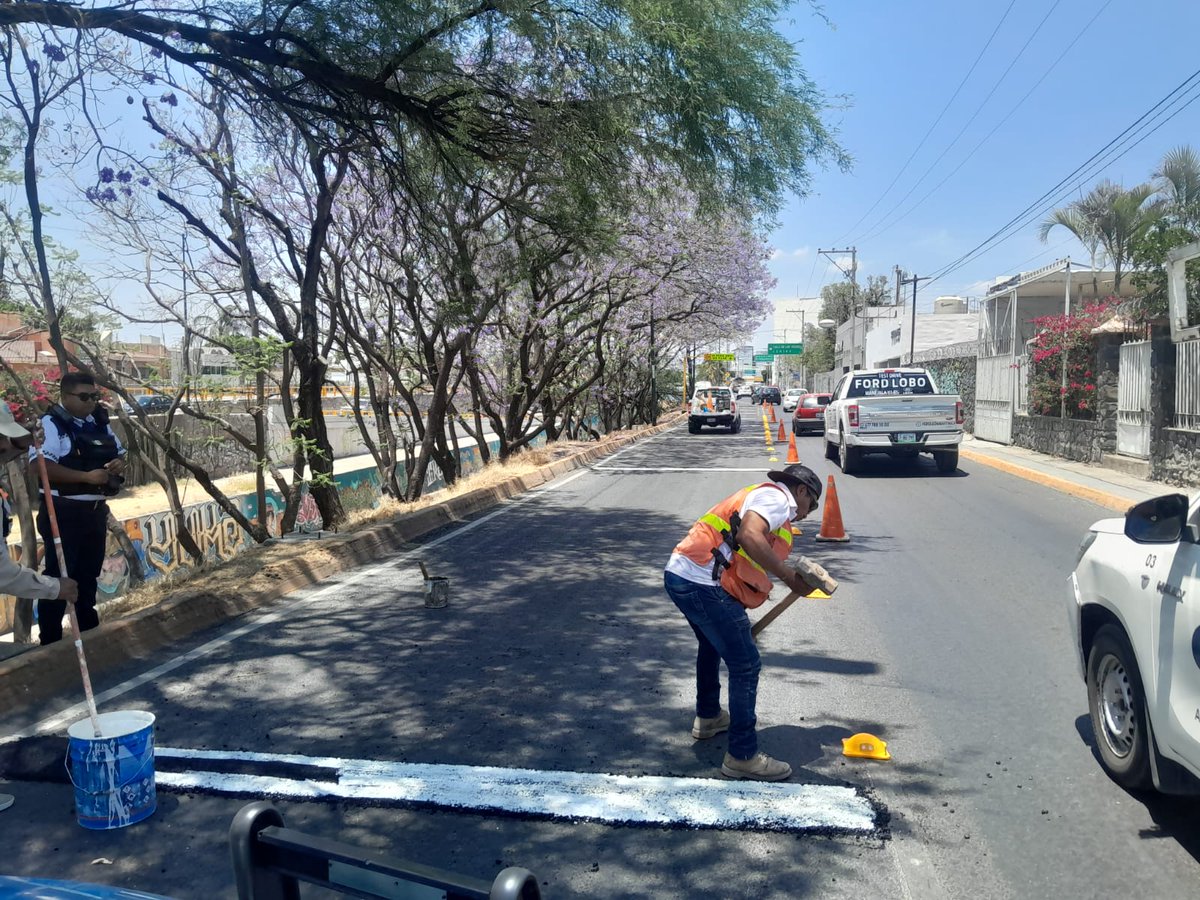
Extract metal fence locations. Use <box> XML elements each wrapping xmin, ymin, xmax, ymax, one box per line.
<box><xmin>1177</xmin><ymin>339</ymin><xmax>1200</xmax><ymax>431</ymax></box>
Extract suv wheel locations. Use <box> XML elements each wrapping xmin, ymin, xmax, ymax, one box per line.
<box><xmin>839</xmin><ymin>435</ymin><xmax>860</xmax><ymax>475</ymax></box>
<box><xmin>1086</xmin><ymin>625</ymin><xmax>1153</xmax><ymax>790</ymax></box>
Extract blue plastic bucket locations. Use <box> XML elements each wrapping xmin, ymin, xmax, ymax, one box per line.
<box><xmin>66</xmin><ymin>711</ymin><xmax>157</xmax><ymax>830</ymax></box>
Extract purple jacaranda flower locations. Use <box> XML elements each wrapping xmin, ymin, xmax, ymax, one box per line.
<box><xmin>120</xmin><ymin>186</ymin><xmax>132</xmax><ymax>197</ymax></box>
<box><xmin>43</xmin><ymin>44</ymin><xmax>67</xmax><ymax>63</ymax></box>
<box><xmin>138</xmin><ymin>177</ymin><xmax>151</xmax><ymax>186</ymax></box>
<box><xmin>150</xmin><ymin>48</ymin><xmax>163</xmax><ymax>58</ymax></box>
<box><xmin>117</xmin><ymin>170</ymin><xmax>132</xmax><ymax>183</ymax></box>
<box><xmin>100</xmin><ymin>188</ymin><xmax>117</xmax><ymax>202</ymax></box>
<box><xmin>99</xmin><ymin>167</ymin><xmax>114</xmax><ymax>183</ymax></box>
<box><xmin>142</xmin><ymin>73</ymin><xmax>156</xmax><ymax>83</ymax></box>
<box><xmin>160</xmin><ymin>92</ymin><xmax>177</xmax><ymax>106</ymax></box>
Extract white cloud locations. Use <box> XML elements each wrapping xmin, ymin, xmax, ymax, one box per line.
<box><xmin>791</xmin><ymin>246</ymin><xmax>811</xmax><ymax>258</ymax></box>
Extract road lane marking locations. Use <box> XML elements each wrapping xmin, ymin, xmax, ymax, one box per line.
<box><xmin>592</xmin><ymin>467</ymin><xmax>772</xmax><ymax>472</ymax></box>
<box><xmin>6</xmin><ymin>469</ymin><xmax>595</xmax><ymax>742</ymax></box>
<box><xmin>155</xmin><ymin>747</ymin><xmax>880</xmax><ymax>834</ymax></box>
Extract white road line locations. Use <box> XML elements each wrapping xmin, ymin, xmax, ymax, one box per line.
<box><xmin>154</xmin><ymin>747</ymin><xmax>878</xmax><ymax>833</ymax></box>
<box><xmin>5</xmin><ymin>469</ymin><xmax>593</xmax><ymax>742</ymax></box>
<box><xmin>592</xmin><ymin>467</ymin><xmax>771</xmax><ymax>472</ymax></box>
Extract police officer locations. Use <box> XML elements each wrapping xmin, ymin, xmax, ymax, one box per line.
<box><xmin>31</xmin><ymin>371</ymin><xmax>125</xmax><ymax>645</ymax></box>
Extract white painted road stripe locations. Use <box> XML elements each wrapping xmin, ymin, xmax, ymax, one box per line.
<box><xmin>155</xmin><ymin>747</ymin><xmax>878</xmax><ymax>833</ymax></box>
<box><xmin>592</xmin><ymin>467</ymin><xmax>772</xmax><ymax>472</ymax></box>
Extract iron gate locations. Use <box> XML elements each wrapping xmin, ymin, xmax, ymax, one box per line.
<box><xmin>974</xmin><ymin>353</ymin><xmax>1015</xmax><ymax>444</ymax></box>
<box><xmin>1117</xmin><ymin>340</ymin><xmax>1151</xmax><ymax>458</ymax></box>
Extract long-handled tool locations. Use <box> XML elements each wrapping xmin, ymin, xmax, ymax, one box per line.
<box><xmin>751</xmin><ymin>557</ymin><xmax>839</xmax><ymax>639</ymax></box>
<box><xmin>33</xmin><ymin>441</ymin><xmax>102</xmax><ymax>738</ymax></box>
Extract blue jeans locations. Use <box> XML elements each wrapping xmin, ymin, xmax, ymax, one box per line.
<box><xmin>664</xmin><ymin>571</ymin><xmax>761</xmax><ymax>759</ymax></box>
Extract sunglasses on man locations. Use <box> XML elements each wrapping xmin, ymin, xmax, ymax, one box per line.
<box><xmin>67</xmin><ymin>391</ymin><xmax>103</xmax><ymax>402</ymax></box>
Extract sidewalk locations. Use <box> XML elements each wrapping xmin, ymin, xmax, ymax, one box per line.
<box><xmin>959</xmin><ymin>435</ymin><xmax>1189</xmax><ymax>512</ymax></box>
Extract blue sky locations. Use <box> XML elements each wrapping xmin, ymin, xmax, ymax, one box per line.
<box><xmin>763</xmin><ymin>0</ymin><xmax>1200</xmax><ymax>320</ymax></box>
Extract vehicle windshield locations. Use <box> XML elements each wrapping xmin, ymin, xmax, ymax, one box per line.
<box><xmin>847</xmin><ymin>372</ymin><xmax>934</xmax><ymax>398</ymax></box>
<box><xmin>801</xmin><ymin>396</ymin><xmax>830</xmax><ymax>408</ymax></box>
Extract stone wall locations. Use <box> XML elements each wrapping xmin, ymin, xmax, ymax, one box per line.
<box><xmin>1013</xmin><ymin>414</ymin><xmax>1103</xmax><ymax>463</ymax></box>
<box><xmin>923</xmin><ymin>356</ymin><xmax>976</xmax><ymax>433</ymax></box>
<box><xmin>1155</xmin><ymin>428</ymin><xmax>1200</xmax><ymax>487</ymax></box>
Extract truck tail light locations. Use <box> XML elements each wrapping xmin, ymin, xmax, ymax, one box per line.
<box><xmin>955</xmin><ymin>400</ymin><xmax>964</xmax><ymax>425</ymax></box>
<box><xmin>847</xmin><ymin>404</ymin><xmax>859</xmax><ymax>427</ymax></box>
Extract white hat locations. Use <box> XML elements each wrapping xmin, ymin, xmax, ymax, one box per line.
<box><xmin>0</xmin><ymin>403</ymin><xmax>31</xmax><ymax>440</ymax></box>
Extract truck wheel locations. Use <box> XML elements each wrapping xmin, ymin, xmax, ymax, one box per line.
<box><xmin>688</xmin><ymin>421</ymin><xmax>700</xmax><ymax>434</ymax></box>
<box><xmin>839</xmin><ymin>436</ymin><xmax>860</xmax><ymax>474</ymax></box>
<box><xmin>935</xmin><ymin>450</ymin><xmax>959</xmax><ymax>474</ymax></box>
<box><xmin>824</xmin><ymin>438</ymin><xmax>838</xmax><ymax>461</ymax></box>
<box><xmin>730</xmin><ymin>418</ymin><xmax>741</xmax><ymax>434</ymax></box>
<box><xmin>1087</xmin><ymin>625</ymin><xmax>1153</xmax><ymax>790</ymax></box>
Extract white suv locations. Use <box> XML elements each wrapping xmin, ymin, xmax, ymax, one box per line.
<box><xmin>1068</xmin><ymin>492</ymin><xmax>1200</xmax><ymax>794</ymax></box>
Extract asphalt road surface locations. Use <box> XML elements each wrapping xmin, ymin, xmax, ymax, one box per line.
<box><xmin>4</xmin><ymin>419</ymin><xmax>1198</xmax><ymax>898</ymax></box>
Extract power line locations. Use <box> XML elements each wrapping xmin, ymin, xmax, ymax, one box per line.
<box><xmin>852</xmin><ymin>0</ymin><xmax>1063</xmax><ymax>245</ymax></box>
<box><xmin>924</xmin><ymin>67</ymin><xmax>1200</xmax><ymax>288</ymax></box>
<box><xmin>832</xmin><ymin>0</ymin><xmax>1017</xmax><ymax>244</ymax></box>
<box><xmin>860</xmin><ymin>0</ymin><xmax>1115</xmax><ymax>244</ymax></box>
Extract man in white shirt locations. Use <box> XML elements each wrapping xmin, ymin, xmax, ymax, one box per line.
<box><xmin>29</xmin><ymin>372</ymin><xmax>125</xmax><ymax>645</ymax></box>
<box><xmin>1</xmin><ymin>401</ymin><xmax>77</xmax><ymax>814</ymax></box>
<box><xmin>664</xmin><ymin>464</ymin><xmax>823</xmax><ymax>781</ymax></box>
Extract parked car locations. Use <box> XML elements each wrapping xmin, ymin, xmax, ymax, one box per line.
<box><xmin>823</xmin><ymin>368</ymin><xmax>963</xmax><ymax>474</ymax></box>
<box><xmin>759</xmin><ymin>386</ymin><xmax>782</xmax><ymax>406</ymax></box>
<box><xmin>749</xmin><ymin>385</ymin><xmax>763</xmax><ymax>404</ymax></box>
<box><xmin>792</xmin><ymin>392</ymin><xmax>832</xmax><ymax>435</ymax></box>
<box><xmin>136</xmin><ymin>394</ymin><xmax>176</xmax><ymax>414</ymax></box>
<box><xmin>1068</xmin><ymin>491</ymin><xmax>1200</xmax><ymax>794</ymax></box>
<box><xmin>688</xmin><ymin>386</ymin><xmax>741</xmax><ymax>434</ymax></box>
<box><xmin>781</xmin><ymin>388</ymin><xmax>805</xmax><ymax>412</ymax></box>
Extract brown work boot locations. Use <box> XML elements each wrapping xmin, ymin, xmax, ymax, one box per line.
<box><xmin>721</xmin><ymin>751</ymin><xmax>792</xmax><ymax>781</ymax></box>
<box><xmin>691</xmin><ymin>709</ymin><xmax>730</xmax><ymax>740</ymax></box>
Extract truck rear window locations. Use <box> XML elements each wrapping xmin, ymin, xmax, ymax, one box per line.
<box><xmin>847</xmin><ymin>373</ymin><xmax>934</xmax><ymax>398</ymax></box>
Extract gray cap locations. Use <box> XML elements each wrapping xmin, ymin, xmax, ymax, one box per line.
<box><xmin>0</xmin><ymin>403</ymin><xmax>31</xmax><ymax>440</ymax></box>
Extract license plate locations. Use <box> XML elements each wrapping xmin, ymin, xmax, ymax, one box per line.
<box><xmin>896</xmin><ymin>433</ymin><xmax>916</xmax><ymax>443</ymax></box>
<box><xmin>707</xmin><ymin>418</ymin><xmax>717</xmax><ymax>425</ymax></box>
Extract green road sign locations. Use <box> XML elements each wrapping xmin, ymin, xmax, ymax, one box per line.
<box><xmin>767</xmin><ymin>342</ymin><xmax>804</xmax><ymax>355</ymax></box>
<box><xmin>753</xmin><ymin>354</ymin><xmax>772</xmax><ymax>363</ymax></box>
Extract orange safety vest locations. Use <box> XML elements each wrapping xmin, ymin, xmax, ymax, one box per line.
<box><xmin>673</xmin><ymin>483</ymin><xmax>794</xmax><ymax>609</ymax></box>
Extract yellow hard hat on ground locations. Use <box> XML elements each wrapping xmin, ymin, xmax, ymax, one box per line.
<box><xmin>842</xmin><ymin>732</ymin><xmax>890</xmax><ymax>761</ymax></box>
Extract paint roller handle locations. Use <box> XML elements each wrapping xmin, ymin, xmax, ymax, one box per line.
<box><xmin>56</xmin><ymin>577</ymin><xmax>79</xmax><ymax>603</ymax></box>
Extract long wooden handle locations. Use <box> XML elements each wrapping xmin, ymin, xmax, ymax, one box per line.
<box><xmin>751</xmin><ymin>590</ymin><xmax>802</xmax><ymax>638</ymax></box>
<box><xmin>34</xmin><ymin>446</ymin><xmax>102</xmax><ymax>737</ymax></box>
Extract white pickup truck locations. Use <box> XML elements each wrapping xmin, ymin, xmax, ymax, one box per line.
<box><xmin>823</xmin><ymin>368</ymin><xmax>963</xmax><ymax>474</ymax></box>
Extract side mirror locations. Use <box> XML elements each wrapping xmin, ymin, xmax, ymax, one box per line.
<box><xmin>1124</xmin><ymin>494</ymin><xmax>1190</xmax><ymax>544</ymax></box>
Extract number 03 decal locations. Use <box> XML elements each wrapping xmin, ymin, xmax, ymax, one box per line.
<box><xmin>1145</xmin><ymin>553</ymin><xmax>1157</xmax><ymax>568</ymax></box>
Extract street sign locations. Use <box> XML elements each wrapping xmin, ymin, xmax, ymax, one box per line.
<box><xmin>703</xmin><ymin>353</ymin><xmax>736</xmax><ymax>361</ymax></box>
<box><xmin>767</xmin><ymin>342</ymin><xmax>804</xmax><ymax>356</ymax></box>
<box><xmin>753</xmin><ymin>354</ymin><xmax>772</xmax><ymax>363</ymax></box>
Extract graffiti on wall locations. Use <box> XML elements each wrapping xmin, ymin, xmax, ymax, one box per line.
<box><xmin>7</xmin><ymin>435</ymin><xmax>540</xmax><ymax>620</ymax></box>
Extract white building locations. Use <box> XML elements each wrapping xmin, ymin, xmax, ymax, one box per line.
<box><xmin>865</xmin><ymin>298</ymin><xmax>979</xmax><ymax>368</ymax></box>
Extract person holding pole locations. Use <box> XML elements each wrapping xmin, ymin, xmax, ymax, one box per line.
<box><xmin>30</xmin><ymin>372</ymin><xmax>125</xmax><ymax>646</ymax></box>
<box><xmin>0</xmin><ymin>401</ymin><xmax>77</xmax><ymax>813</ymax></box>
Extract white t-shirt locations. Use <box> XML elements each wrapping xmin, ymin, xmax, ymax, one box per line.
<box><xmin>665</xmin><ymin>482</ymin><xmax>797</xmax><ymax>585</ymax></box>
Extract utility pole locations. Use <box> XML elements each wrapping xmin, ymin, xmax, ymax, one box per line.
<box><xmin>901</xmin><ymin>273</ymin><xmax>933</xmax><ymax>365</ymax></box>
<box><xmin>894</xmin><ymin>265</ymin><xmax>903</xmax><ymax>307</ymax></box>
<box><xmin>819</xmin><ymin>247</ymin><xmax>857</xmax><ymax>370</ymax></box>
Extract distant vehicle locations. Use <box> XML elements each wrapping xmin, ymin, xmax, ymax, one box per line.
<box><xmin>736</xmin><ymin>385</ymin><xmax>754</xmax><ymax>399</ymax></box>
<box><xmin>759</xmin><ymin>386</ymin><xmax>782</xmax><ymax>406</ymax></box>
<box><xmin>781</xmin><ymin>388</ymin><xmax>805</xmax><ymax>412</ymax></box>
<box><xmin>1068</xmin><ymin>491</ymin><xmax>1200</xmax><ymax>794</ymax></box>
<box><xmin>823</xmin><ymin>368</ymin><xmax>963</xmax><ymax>474</ymax></box>
<box><xmin>792</xmin><ymin>393</ymin><xmax>832</xmax><ymax>435</ymax></box>
<box><xmin>688</xmin><ymin>386</ymin><xmax>741</xmax><ymax>434</ymax></box>
<box><xmin>338</xmin><ymin>399</ymin><xmax>374</xmax><ymax>417</ymax></box>
<box><xmin>136</xmin><ymin>394</ymin><xmax>175</xmax><ymax>414</ymax></box>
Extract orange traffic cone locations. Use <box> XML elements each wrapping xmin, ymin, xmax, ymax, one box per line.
<box><xmin>786</xmin><ymin>433</ymin><xmax>800</xmax><ymax>464</ymax></box>
<box><xmin>768</xmin><ymin>404</ymin><xmax>777</xmax><ymax>424</ymax></box>
<box><xmin>777</xmin><ymin>419</ymin><xmax>786</xmax><ymax>441</ymax></box>
<box><xmin>815</xmin><ymin>474</ymin><xmax>850</xmax><ymax>542</ymax></box>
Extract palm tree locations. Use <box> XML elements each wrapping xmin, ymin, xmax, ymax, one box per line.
<box><xmin>1040</xmin><ymin>181</ymin><xmax>1164</xmax><ymax>293</ymax></box>
<box><xmin>1038</xmin><ymin>206</ymin><xmax>1104</xmax><ymax>297</ymax></box>
<box><xmin>1154</xmin><ymin>144</ymin><xmax>1200</xmax><ymax>230</ymax></box>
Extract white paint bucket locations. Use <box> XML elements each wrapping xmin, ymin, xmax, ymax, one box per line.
<box><xmin>424</xmin><ymin>576</ymin><xmax>449</xmax><ymax>609</ymax></box>
<box><xmin>66</xmin><ymin>710</ymin><xmax>157</xmax><ymax>830</ymax></box>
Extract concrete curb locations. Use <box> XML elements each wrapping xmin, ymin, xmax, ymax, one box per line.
<box><xmin>0</xmin><ymin>416</ymin><xmax>682</xmax><ymax>719</ymax></box>
<box><xmin>958</xmin><ymin>445</ymin><xmax>1133</xmax><ymax>513</ymax></box>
